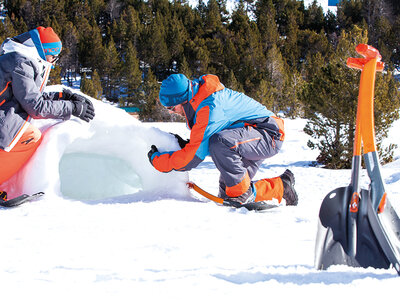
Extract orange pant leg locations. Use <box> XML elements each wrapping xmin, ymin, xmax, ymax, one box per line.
<box><xmin>0</xmin><ymin>124</ymin><xmax>42</xmax><ymax>184</ymax></box>
<box><xmin>254</xmin><ymin>177</ymin><xmax>284</xmax><ymax>203</ymax></box>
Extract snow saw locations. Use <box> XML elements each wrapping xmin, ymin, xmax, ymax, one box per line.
<box><xmin>0</xmin><ymin>192</ymin><xmax>44</xmax><ymax>207</ymax></box>
<box><xmin>187</xmin><ymin>182</ymin><xmax>277</xmax><ymax>211</ymax></box>
<box><xmin>315</xmin><ymin>44</ymin><xmax>400</xmax><ymax>275</ymax></box>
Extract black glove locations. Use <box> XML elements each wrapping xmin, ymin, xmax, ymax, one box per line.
<box><xmin>71</xmin><ymin>93</ymin><xmax>91</xmax><ymax>104</ymax></box>
<box><xmin>62</xmin><ymin>89</ymin><xmax>74</xmax><ymax>100</ymax></box>
<box><xmin>63</xmin><ymin>89</ymin><xmax>92</xmax><ymax>104</ymax></box>
<box><xmin>148</xmin><ymin>145</ymin><xmax>159</xmax><ymax>165</ymax></box>
<box><xmin>72</xmin><ymin>99</ymin><xmax>95</xmax><ymax>122</ymax></box>
<box><xmin>171</xmin><ymin>133</ymin><xmax>189</xmax><ymax>148</ymax></box>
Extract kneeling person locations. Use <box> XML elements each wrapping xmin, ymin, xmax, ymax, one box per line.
<box><xmin>148</xmin><ymin>74</ymin><xmax>298</xmax><ymax>208</ymax></box>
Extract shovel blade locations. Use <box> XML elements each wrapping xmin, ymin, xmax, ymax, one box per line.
<box><xmin>315</xmin><ymin>187</ymin><xmax>392</xmax><ymax>271</ymax></box>
<box><xmin>367</xmin><ymin>196</ymin><xmax>400</xmax><ymax>274</ymax></box>
<box><xmin>315</xmin><ymin>186</ymin><xmax>358</xmax><ymax>269</ymax></box>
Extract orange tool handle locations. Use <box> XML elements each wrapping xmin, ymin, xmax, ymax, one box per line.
<box><xmin>347</xmin><ymin>58</ymin><xmax>384</xmax><ymax>72</ymax></box>
<box><xmin>187</xmin><ymin>182</ymin><xmax>224</xmax><ymax>205</ymax></box>
<box><xmin>356</xmin><ymin>44</ymin><xmax>382</xmax><ymax>60</ymax></box>
<box><xmin>347</xmin><ymin>44</ymin><xmax>385</xmax><ymax>155</ymax></box>
<box><xmin>358</xmin><ymin>57</ymin><xmax>379</xmax><ymax>153</ymax></box>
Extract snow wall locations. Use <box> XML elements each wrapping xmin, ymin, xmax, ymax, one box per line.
<box><xmin>0</xmin><ymin>85</ymin><xmax>189</xmax><ymax>202</ymax></box>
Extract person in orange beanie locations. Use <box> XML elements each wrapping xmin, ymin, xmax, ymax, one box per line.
<box><xmin>0</xmin><ymin>26</ymin><xmax>95</xmax><ymax>203</ymax></box>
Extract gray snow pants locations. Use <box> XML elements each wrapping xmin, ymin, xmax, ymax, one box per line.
<box><xmin>209</xmin><ymin>124</ymin><xmax>283</xmax><ymax>199</ymax></box>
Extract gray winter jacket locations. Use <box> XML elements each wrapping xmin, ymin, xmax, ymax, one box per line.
<box><xmin>0</xmin><ymin>31</ymin><xmax>73</xmax><ymax>151</ymax></box>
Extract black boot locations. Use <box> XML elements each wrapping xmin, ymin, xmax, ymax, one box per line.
<box><xmin>280</xmin><ymin>169</ymin><xmax>298</xmax><ymax>206</ymax></box>
<box><xmin>224</xmin><ymin>184</ymin><xmax>256</xmax><ymax>208</ymax></box>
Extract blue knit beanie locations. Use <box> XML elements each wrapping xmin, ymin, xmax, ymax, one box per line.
<box><xmin>159</xmin><ymin>74</ymin><xmax>192</xmax><ymax>107</ymax></box>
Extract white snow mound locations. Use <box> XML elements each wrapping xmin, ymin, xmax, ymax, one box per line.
<box><xmin>0</xmin><ymin>85</ymin><xmax>189</xmax><ymax>201</ymax></box>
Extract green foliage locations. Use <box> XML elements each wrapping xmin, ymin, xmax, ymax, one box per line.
<box><xmin>80</xmin><ymin>73</ymin><xmax>95</xmax><ymax>98</ymax></box>
<box><xmin>92</xmin><ymin>70</ymin><xmax>103</xmax><ymax>99</ymax></box>
<box><xmin>302</xmin><ymin>28</ymin><xmax>366</xmax><ymax>168</ymax></box>
<box><xmin>301</xmin><ymin>26</ymin><xmax>400</xmax><ymax>168</ymax></box>
<box><xmin>123</xmin><ymin>41</ymin><xmax>142</xmax><ymax>105</ymax></box>
<box><xmin>102</xmin><ymin>37</ymin><xmax>121</xmax><ymax>99</ymax></box>
<box><xmin>373</xmin><ymin>70</ymin><xmax>400</xmax><ymax>162</ymax></box>
<box><xmin>138</xmin><ymin>69</ymin><xmax>163</xmax><ymax>121</ymax></box>
<box><xmin>48</xmin><ymin>64</ymin><xmax>62</xmax><ymax>85</ymax></box>
<box><xmin>80</xmin><ymin>70</ymin><xmax>103</xmax><ymax>100</ymax></box>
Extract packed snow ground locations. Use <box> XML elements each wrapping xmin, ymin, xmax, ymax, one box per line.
<box><xmin>1</xmin><ymin>86</ymin><xmax>399</xmax><ymax>299</ymax></box>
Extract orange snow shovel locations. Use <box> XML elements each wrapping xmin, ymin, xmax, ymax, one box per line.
<box><xmin>315</xmin><ymin>44</ymin><xmax>400</xmax><ymax>275</ymax></box>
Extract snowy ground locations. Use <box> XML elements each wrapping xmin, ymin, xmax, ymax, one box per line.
<box><xmin>1</xmin><ymin>86</ymin><xmax>399</xmax><ymax>299</ymax></box>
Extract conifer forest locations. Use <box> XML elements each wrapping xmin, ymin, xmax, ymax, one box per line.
<box><xmin>1</xmin><ymin>0</ymin><xmax>400</xmax><ymax>168</ymax></box>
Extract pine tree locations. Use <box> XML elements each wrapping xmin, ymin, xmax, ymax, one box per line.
<box><xmin>77</xmin><ymin>19</ymin><xmax>105</xmax><ymax>74</ymax></box>
<box><xmin>167</xmin><ymin>13</ymin><xmax>187</xmax><ymax>64</ymax></box>
<box><xmin>80</xmin><ymin>70</ymin><xmax>102</xmax><ymax>100</ymax></box>
<box><xmin>139</xmin><ymin>69</ymin><xmax>167</xmax><ymax>121</ymax></box>
<box><xmin>0</xmin><ymin>15</ymin><xmax>18</xmax><ymax>41</ymax></box>
<box><xmin>303</xmin><ymin>0</ymin><xmax>325</xmax><ymax>32</ymax></box>
<box><xmin>91</xmin><ymin>70</ymin><xmax>103</xmax><ymax>100</ymax></box>
<box><xmin>222</xmin><ymin>36</ymin><xmax>240</xmax><ymax>81</ymax></box>
<box><xmin>265</xmin><ymin>44</ymin><xmax>287</xmax><ymax>113</ymax></box>
<box><xmin>123</xmin><ymin>41</ymin><xmax>142</xmax><ymax>106</ymax></box>
<box><xmin>111</xmin><ymin>18</ymin><xmax>127</xmax><ymax>51</ymax></box>
<box><xmin>302</xmin><ymin>28</ymin><xmax>365</xmax><ymax>168</ymax></box>
<box><xmin>253</xmin><ymin>78</ymin><xmax>273</xmax><ymax>109</ymax></box>
<box><xmin>324</xmin><ymin>10</ymin><xmax>338</xmax><ymax>34</ymax></box>
<box><xmin>89</xmin><ymin>0</ymin><xmax>106</xmax><ymax>22</ymax></box>
<box><xmin>9</xmin><ymin>13</ymin><xmax>27</xmax><ymax>35</ymax></box>
<box><xmin>337</xmin><ymin>0</ymin><xmax>364</xmax><ymax>31</ymax></box>
<box><xmin>80</xmin><ymin>72</ymin><xmax>96</xmax><ymax>98</ymax></box>
<box><xmin>40</xmin><ymin>0</ymin><xmax>67</xmax><ymax>26</ymax></box>
<box><xmin>255</xmin><ymin>0</ymin><xmax>279</xmax><ymax>51</ymax></box>
<box><xmin>301</xmin><ymin>26</ymin><xmax>399</xmax><ymax>168</ymax></box>
<box><xmin>281</xmin><ymin>10</ymin><xmax>300</xmax><ymax>68</ymax></box>
<box><xmin>201</xmin><ymin>0</ymin><xmax>228</xmax><ymax>76</ymax></box>
<box><xmin>59</xmin><ymin>21</ymin><xmax>79</xmax><ymax>86</ymax></box>
<box><xmin>298</xmin><ymin>29</ymin><xmax>331</xmax><ymax>61</ymax></box>
<box><xmin>373</xmin><ymin>69</ymin><xmax>400</xmax><ymax>163</ymax></box>
<box><xmin>179</xmin><ymin>56</ymin><xmax>192</xmax><ymax>79</ymax></box>
<box><xmin>48</xmin><ymin>65</ymin><xmax>62</xmax><ymax>85</ymax></box>
<box><xmin>229</xmin><ymin>1</ymin><xmax>265</xmax><ymax>93</ymax></box>
<box><xmin>284</xmin><ymin>69</ymin><xmax>305</xmax><ymax>118</ymax></box>
<box><xmin>139</xmin><ymin>11</ymin><xmax>170</xmax><ymax>75</ymax></box>
<box><xmin>225</xmin><ymin>70</ymin><xmax>244</xmax><ymax>92</ymax></box>
<box><xmin>204</xmin><ymin>0</ymin><xmax>223</xmax><ymax>35</ymax></box>
<box><xmin>102</xmin><ymin>37</ymin><xmax>121</xmax><ymax>100</ymax></box>
<box><xmin>191</xmin><ymin>37</ymin><xmax>210</xmax><ymax>77</ymax></box>
<box><xmin>124</xmin><ymin>6</ymin><xmax>141</xmax><ymax>48</ymax></box>
<box><xmin>391</xmin><ymin>15</ymin><xmax>400</xmax><ymax>65</ymax></box>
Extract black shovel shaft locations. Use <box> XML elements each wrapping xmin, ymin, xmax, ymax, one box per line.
<box><xmin>364</xmin><ymin>151</ymin><xmax>386</xmax><ymax>212</ymax></box>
